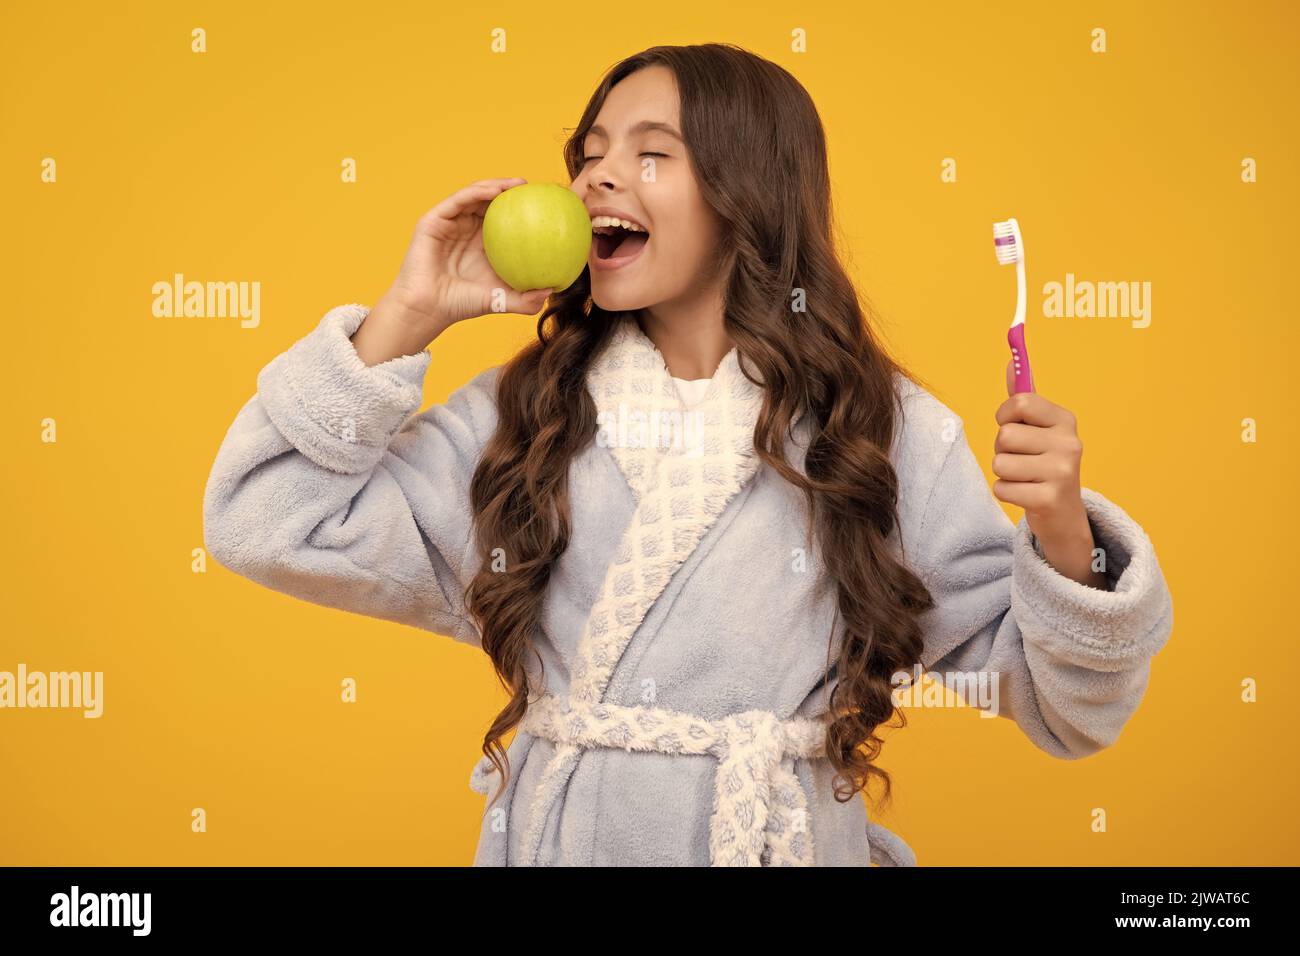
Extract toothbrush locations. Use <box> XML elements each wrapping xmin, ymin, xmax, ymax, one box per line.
<box><xmin>993</xmin><ymin>217</ymin><xmax>1034</xmax><ymax>393</ymax></box>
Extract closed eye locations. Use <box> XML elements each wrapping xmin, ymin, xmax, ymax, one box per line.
<box><xmin>581</xmin><ymin>152</ymin><xmax>669</xmax><ymax>164</ymax></box>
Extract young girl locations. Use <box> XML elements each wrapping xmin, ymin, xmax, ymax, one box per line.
<box><xmin>202</xmin><ymin>44</ymin><xmax>1173</xmax><ymax>867</ymax></box>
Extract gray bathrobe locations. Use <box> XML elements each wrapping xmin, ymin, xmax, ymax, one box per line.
<box><xmin>202</xmin><ymin>304</ymin><xmax>1174</xmax><ymax>867</ymax></box>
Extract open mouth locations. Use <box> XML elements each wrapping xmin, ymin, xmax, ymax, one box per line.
<box><xmin>592</xmin><ymin>219</ymin><xmax>651</xmax><ymax>262</ymax></box>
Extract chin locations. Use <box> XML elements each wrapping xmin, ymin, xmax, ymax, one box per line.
<box><xmin>590</xmin><ymin>284</ymin><xmax>652</xmax><ymax>315</ymax></box>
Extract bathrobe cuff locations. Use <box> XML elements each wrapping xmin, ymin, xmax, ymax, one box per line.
<box><xmin>1011</xmin><ymin>486</ymin><xmax>1173</xmax><ymax>672</ymax></box>
<box><xmin>255</xmin><ymin>303</ymin><xmax>432</xmax><ymax>474</ymax></box>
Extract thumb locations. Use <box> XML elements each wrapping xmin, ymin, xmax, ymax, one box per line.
<box><xmin>1006</xmin><ymin>358</ymin><xmax>1016</xmax><ymax>397</ymax></box>
<box><xmin>508</xmin><ymin>286</ymin><xmax>554</xmax><ymax>315</ymax></box>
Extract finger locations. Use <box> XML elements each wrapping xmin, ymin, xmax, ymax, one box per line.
<box><xmin>1006</xmin><ymin>358</ymin><xmax>1016</xmax><ymax>397</ymax></box>
<box><xmin>991</xmin><ymin>451</ymin><xmax>1048</xmax><ymax>483</ymax></box>
<box><xmin>467</xmin><ymin>177</ymin><xmax>528</xmax><ymax>189</ymax></box>
<box><xmin>497</xmin><ymin>286</ymin><xmax>555</xmax><ymax>316</ymax></box>
<box><xmin>423</xmin><ymin>180</ymin><xmax>527</xmax><ymax>227</ymax></box>
<box><xmin>991</xmin><ymin>478</ymin><xmax>1052</xmax><ymax>511</ymax></box>
<box><xmin>994</xmin><ymin>421</ymin><xmax>1054</xmax><ymax>454</ymax></box>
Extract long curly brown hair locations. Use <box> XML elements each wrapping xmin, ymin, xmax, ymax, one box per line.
<box><xmin>464</xmin><ymin>42</ymin><xmax>937</xmax><ymax>818</ymax></box>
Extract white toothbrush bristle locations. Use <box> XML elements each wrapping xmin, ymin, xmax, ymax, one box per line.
<box><xmin>993</xmin><ymin>217</ymin><xmax>1023</xmax><ymax>264</ymax></box>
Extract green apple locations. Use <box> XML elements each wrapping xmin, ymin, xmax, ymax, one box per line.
<box><xmin>481</xmin><ymin>183</ymin><xmax>592</xmax><ymax>293</ymax></box>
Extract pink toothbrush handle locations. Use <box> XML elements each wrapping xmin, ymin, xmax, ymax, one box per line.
<box><xmin>1007</xmin><ymin>324</ymin><xmax>1034</xmax><ymax>393</ymax></box>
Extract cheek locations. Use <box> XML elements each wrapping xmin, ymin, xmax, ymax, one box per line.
<box><xmin>655</xmin><ymin>205</ymin><xmax>714</xmax><ymax>274</ymax></box>
<box><xmin>660</xmin><ymin>225</ymin><xmax>702</xmax><ymax>268</ymax></box>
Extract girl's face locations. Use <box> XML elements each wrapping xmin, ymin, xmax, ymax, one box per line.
<box><xmin>570</xmin><ymin>65</ymin><xmax>723</xmax><ymax>314</ymax></box>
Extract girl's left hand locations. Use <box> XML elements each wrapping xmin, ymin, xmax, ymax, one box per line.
<box><xmin>991</xmin><ymin>360</ymin><xmax>1108</xmax><ymax>589</ymax></box>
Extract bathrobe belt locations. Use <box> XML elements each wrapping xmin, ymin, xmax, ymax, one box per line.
<box><xmin>470</xmin><ymin>692</ymin><xmax>832</xmax><ymax>866</ymax></box>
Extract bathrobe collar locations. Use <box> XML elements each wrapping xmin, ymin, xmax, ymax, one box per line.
<box><xmin>574</xmin><ymin>313</ymin><xmax>802</xmax><ymax>702</ymax></box>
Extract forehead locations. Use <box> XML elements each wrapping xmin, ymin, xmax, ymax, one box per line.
<box><xmin>588</xmin><ymin>65</ymin><xmax>680</xmax><ymax>135</ymax></box>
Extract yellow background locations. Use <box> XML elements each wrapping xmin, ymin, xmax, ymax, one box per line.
<box><xmin>2</xmin><ymin>0</ymin><xmax>1295</xmax><ymax>865</ymax></box>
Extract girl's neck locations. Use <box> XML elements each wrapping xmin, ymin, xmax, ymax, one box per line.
<box><xmin>634</xmin><ymin>298</ymin><xmax>734</xmax><ymax>380</ymax></box>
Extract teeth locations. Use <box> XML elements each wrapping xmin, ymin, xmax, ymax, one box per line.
<box><xmin>590</xmin><ymin>215</ymin><xmax>647</xmax><ymax>233</ymax></box>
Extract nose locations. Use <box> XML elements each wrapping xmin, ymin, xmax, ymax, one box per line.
<box><xmin>582</xmin><ymin>149</ymin><xmax>632</xmax><ymax>193</ymax></box>
<box><xmin>569</xmin><ymin>176</ymin><xmax>619</xmax><ymax>203</ymax></box>
<box><xmin>570</xmin><ymin>162</ymin><xmax>620</xmax><ymax>196</ymax></box>
<box><xmin>588</xmin><ymin>165</ymin><xmax>618</xmax><ymax>192</ymax></box>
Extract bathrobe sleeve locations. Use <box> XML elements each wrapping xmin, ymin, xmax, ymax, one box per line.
<box><xmin>903</xmin><ymin>417</ymin><xmax>1174</xmax><ymax>759</ymax></box>
<box><xmin>201</xmin><ymin>303</ymin><xmax>497</xmax><ymax>647</ymax></box>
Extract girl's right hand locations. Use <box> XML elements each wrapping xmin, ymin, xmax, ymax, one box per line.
<box><xmin>384</xmin><ymin>177</ymin><xmax>556</xmax><ymax>337</ymax></box>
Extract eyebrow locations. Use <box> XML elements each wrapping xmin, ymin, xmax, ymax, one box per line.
<box><xmin>586</xmin><ymin>120</ymin><xmax>683</xmax><ymax>142</ymax></box>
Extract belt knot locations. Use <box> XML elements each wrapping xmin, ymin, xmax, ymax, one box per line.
<box><xmin>471</xmin><ymin>693</ymin><xmax>830</xmax><ymax>866</ymax></box>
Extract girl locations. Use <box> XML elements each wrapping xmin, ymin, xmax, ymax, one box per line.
<box><xmin>202</xmin><ymin>44</ymin><xmax>1173</xmax><ymax>867</ymax></box>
